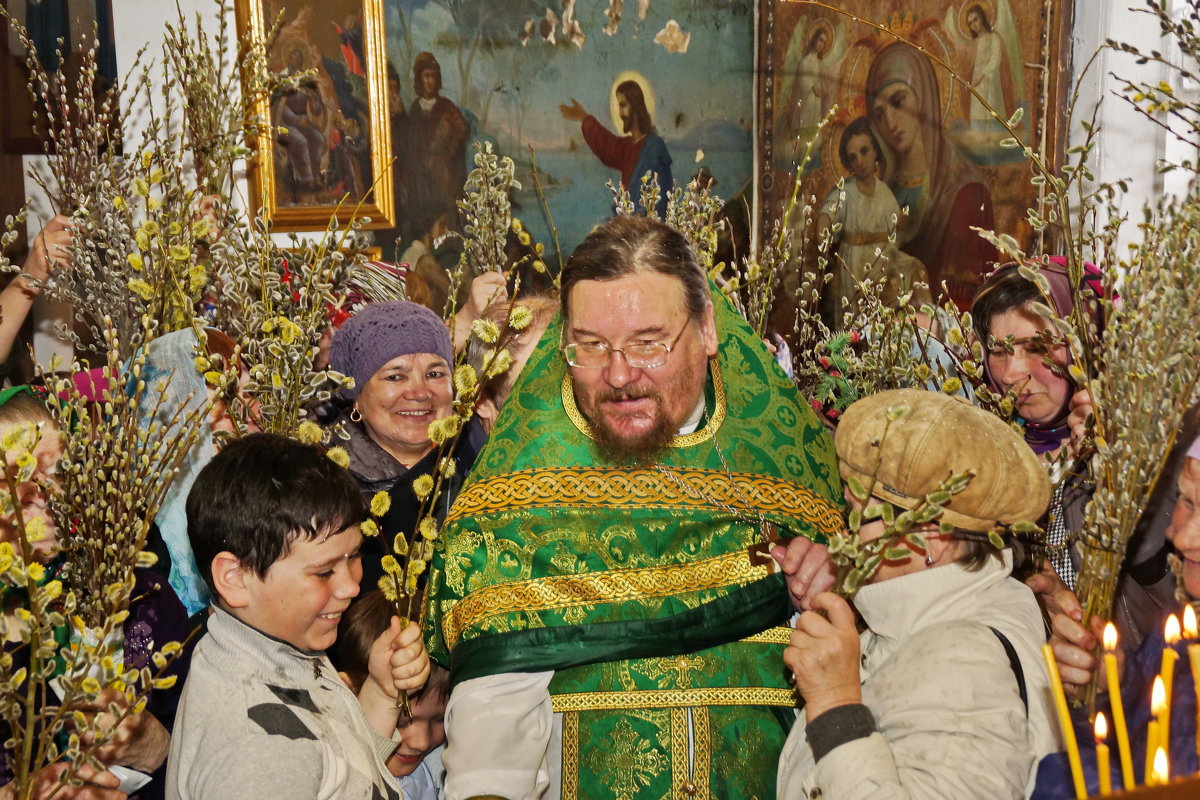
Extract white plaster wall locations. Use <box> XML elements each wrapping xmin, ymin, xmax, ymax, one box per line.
<box><xmin>1070</xmin><ymin>0</ymin><xmax>1199</xmax><ymax>255</ymax></box>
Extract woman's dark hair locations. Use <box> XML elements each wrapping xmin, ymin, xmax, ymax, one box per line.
<box><xmin>561</xmin><ymin>215</ymin><xmax>707</xmax><ymax>323</ymax></box>
<box><xmin>949</xmin><ymin>527</ymin><xmax>1024</xmax><ymax>572</ymax></box>
<box><xmin>969</xmin><ymin>266</ymin><xmax>1044</xmax><ymax>348</ymax></box>
<box><xmin>332</xmin><ymin>589</ymin><xmax>450</xmax><ymax>702</ymax></box>
<box><xmin>186</xmin><ymin>433</ymin><xmax>366</xmax><ymax>597</ymax></box>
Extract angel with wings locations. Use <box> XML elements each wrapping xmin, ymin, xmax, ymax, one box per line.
<box><xmin>777</xmin><ymin>17</ymin><xmax>847</xmax><ymax>140</ymax></box>
<box><xmin>947</xmin><ymin>0</ymin><xmax>1024</xmax><ymax>127</ymax></box>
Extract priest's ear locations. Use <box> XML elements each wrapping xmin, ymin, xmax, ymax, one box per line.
<box><xmin>700</xmin><ymin>300</ymin><xmax>718</xmax><ymax>357</ymax></box>
<box><xmin>475</xmin><ymin>395</ymin><xmax>500</xmax><ymax>433</ymax></box>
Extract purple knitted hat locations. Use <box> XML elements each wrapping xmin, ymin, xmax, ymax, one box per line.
<box><xmin>330</xmin><ymin>301</ymin><xmax>453</xmax><ymax>399</ymax></box>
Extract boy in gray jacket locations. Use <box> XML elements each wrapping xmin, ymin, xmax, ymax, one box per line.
<box><xmin>167</xmin><ymin>434</ymin><xmax>430</xmax><ymax>800</ymax></box>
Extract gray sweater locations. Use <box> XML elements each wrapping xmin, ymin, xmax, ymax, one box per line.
<box><xmin>166</xmin><ymin>607</ymin><xmax>401</xmax><ymax>800</ymax></box>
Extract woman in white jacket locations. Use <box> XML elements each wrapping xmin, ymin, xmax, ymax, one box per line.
<box><xmin>778</xmin><ymin>388</ymin><xmax>1060</xmax><ymax>800</ymax></box>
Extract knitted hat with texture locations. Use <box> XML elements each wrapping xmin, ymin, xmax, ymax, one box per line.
<box><xmin>330</xmin><ymin>301</ymin><xmax>453</xmax><ymax>400</ymax></box>
<box><xmin>835</xmin><ymin>388</ymin><xmax>1050</xmax><ymax>532</ymax></box>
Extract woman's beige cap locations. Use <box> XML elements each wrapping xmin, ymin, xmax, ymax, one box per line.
<box><xmin>834</xmin><ymin>388</ymin><xmax>1051</xmax><ymax>531</ymax></box>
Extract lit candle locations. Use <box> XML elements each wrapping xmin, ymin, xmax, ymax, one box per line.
<box><xmin>1095</xmin><ymin>712</ymin><xmax>1111</xmax><ymax>795</ymax></box>
<box><xmin>1103</xmin><ymin>623</ymin><xmax>1135</xmax><ymax>790</ymax></box>
<box><xmin>1162</xmin><ymin>615</ymin><xmax>1181</xmax><ymax>759</ymax></box>
<box><xmin>1151</xmin><ymin>745</ymin><xmax>1169</xmax><ymax>786</ymax></box>
<box><xmin>1183</xmin><ymin>604</ymin><xmax>1197</xmax><ymax>639</ymax></box>
<box><xmin>1145</xmin><ymin>720</ymin><xmax>1159</xmax><ymax>783</ymax></box>
<box><xmin>1147</xmin><ymin>676</ymin><xmax>1166</xmax><ymax>781</ymax></box>
<box><xmin>1189</xmin><ymin>641</ymin><xmax>1200</xmax><ymax>774</ymax></box>
<box><xmin>1043</xmin><ymin>643</ymin><xmax>1087</xmax><ymax>798</ymax></box>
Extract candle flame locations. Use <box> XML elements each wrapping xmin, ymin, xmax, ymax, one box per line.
<box><xmin>1184</xmin><ymin>604</ymin><xmax>1198</xmax><ymax>639</ymax></box>
<box><xmin>1094</xmin><ymin>711</ymin><xmax>1108</xmax><ymax>741</ymax></box>
<box><xmin>1152</xmin><ymin>675</ymin><xmax>1167</xmax><ymax>715</ymax></box>
<box><xmin>1152</xmin><ymin>745</ymin><xmax>1169</xmax><ymax>783</ymax></box>
<box><xmin>1165</xmin><ymin>613</ymin><xmax>1182</xmax><ymax>645</ymax></box>
<box><xmin>1103</xmin><ymin>621</ymin><xmax>1118</xmax><ymax>652</ymax></box>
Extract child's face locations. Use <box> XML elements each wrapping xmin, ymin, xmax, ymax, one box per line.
<box><xmin>236</xmin><ymin>524</ymin><xmax>363</xmax><ymax>652</ymax></box>
<box><xmin>844</xmin><ymin>133</ymin><xmax>878</xmax><ymax>181</ymax></box>
<box><xmin>0</xmin><ymin>421</ymin><xmax>62</xmax><ymax>563</ymax></box>
<box><xmin>386</xmin><ymin>690</ymin><xmax>447</xmax><ymax>778</ymax></box>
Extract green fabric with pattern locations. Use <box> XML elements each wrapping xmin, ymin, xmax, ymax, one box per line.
<box><xmin>424</xmin><ymin>287</ymin><xmax>843</xmax><ymax>800</ymax></box>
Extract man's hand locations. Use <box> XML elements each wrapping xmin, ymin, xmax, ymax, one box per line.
<box><xmin>559</xmin><ymin>99</ymin><xmax>586</xmax><ymax>122</ymax></box>
<box><xmin>73</xmin><ymin>688</ymin><xmax>170</xmax><ymax>774</ymax></box>
<box><xmin>22</xmin><ymin>215</ymin><xmax>73</xmax><ymax>287</ymax></box>
<box><xmin>785</xmin><ymin>592</ymin><xmax>863</xmax><ymax>722</ymax></box>
<box><xmin>770</xmin><ymin>537</ymin><xmax>835</xmax><ymax>611</ymax></box>
<box><xmin>1026</xmin><ymin>568</ymin><xmax>1114</xmax><ymax>695</ymax></box>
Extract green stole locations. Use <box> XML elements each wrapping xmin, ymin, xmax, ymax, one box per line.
<box><xmin>426</xmin><ymin>289</ymin><xmax>843</xmax><ymax>800</ymax></box>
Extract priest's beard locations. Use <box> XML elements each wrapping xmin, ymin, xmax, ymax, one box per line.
<box><xmin>582</xmin><ymin>386</ymin><xmax>677</xmax><ymax>465</ymax></box>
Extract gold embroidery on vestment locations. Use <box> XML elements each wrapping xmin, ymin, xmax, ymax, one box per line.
<box><xmin>670</xmin><ymin>707</ymin><xmax>712</xmax><ymax>800</ymax></box>
<box><xmin>742</xmin><ymin>626</ymin><xmax>794</xmax><ymax>645</ymax></box>
<box><xmin>549</xmin><ymin>686</ymin><xmax>798</xmax><ymax>712</ymax></box>
<box><xmin>561</xmin><ymin>711</ymin><xmax>579</xmax><ymax>800</ymax></box>
<box><xmin>445</xmin><ymin>467</ymin><xmax>844</xmax><ymax>534</ymax></box>
<box><xmin>443</xmin><ymin>550</ymin><xmax>766</xmax><ymax>648</ymax></box>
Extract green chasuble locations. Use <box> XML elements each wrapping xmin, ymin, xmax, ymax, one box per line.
<box><xmin>426</xmin><ymin>289</ymin><xmax>843</xmax><ymax>800</ymax></box>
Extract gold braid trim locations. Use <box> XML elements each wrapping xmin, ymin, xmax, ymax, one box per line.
<box><xmin>741</xmin><ymin>626</ymin><xmax>794</xmax><ymax>645</ymax></box>
<box><xmin>444</xmin><ymin>550</ymin><xmax>766</xmax><ymax>648</ymax></box>
<box><xmin>561</xmin><ymin>712</ymin><xmax>579</xmax><ymax>800</ymax></box>
<box><xmin>446</xmin><ymin>467</ymin><xmax>844</xmax><ymax>532</ymax></box>
<box><xmin>671</xmin><ymin>707</ymin><xmax>712</xmax><ymax>800</ymax></box>
<box><xmin>550</xmin><ymin>685</ymin><xmax>799</xmax><ymax>712</ymax></box>
<box><xmin>560</xmin><ymin>356</ymin><xmax>727</xmax><ymax>446</ymax></box>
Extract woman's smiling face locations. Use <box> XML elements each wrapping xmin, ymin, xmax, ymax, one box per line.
<box><xmin>355</xmin><ymin>352</ymin><xmax>454</xmax><ymax>466</ymax></box>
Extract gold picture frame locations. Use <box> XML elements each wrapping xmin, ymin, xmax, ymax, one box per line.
<box><xmin>235</xmin><ymin>0</ymin><xmax>395</xmax><ymax>232</ymax></box>
<box><xmin>757</xmin><ymin>0</ymin><xmax>1074</xmax><ymax>310</ymax></box>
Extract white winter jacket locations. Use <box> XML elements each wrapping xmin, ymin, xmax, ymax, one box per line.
<box><xmin>777</xmin><ymin>551</ymin><xmax>1061</xmax><ymax>800</ymax></box>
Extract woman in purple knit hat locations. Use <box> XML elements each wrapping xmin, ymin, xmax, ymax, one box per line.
<box><xmin>325</xmin><ymin>300</ymin><xmax>486</xmax><ymax>595</ymax></box>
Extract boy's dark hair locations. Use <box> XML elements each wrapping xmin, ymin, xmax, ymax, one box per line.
<box><xmin>187</xmin><ymin>433</ymin><xmax>366</xmax><ymax>599</ymax></box>
<box><xmin>838</xmin><ymin>116</ymin><xmax>882</xmax><ymax>173</ymax></box>
<box><xmin>332</xmin><ymin>589</ymin><xmax>450</xmax><ymax>703</ymax></box>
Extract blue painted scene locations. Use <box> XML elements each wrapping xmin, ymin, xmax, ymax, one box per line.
<box><xmin>382</xmin><ymin>0</ymin><xmax>755</xmax><ymax>267</ymax></box>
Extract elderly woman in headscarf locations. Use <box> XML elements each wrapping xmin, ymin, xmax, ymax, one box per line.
<box><xmin>777</xmin><ymin>388</ymin><xmax>1058</xmax><ymax>800</ymax></box>
<box><xmin>971</xmin><ymin>259</ymin><xmax>1187</xmax><ymax>648</ymax></box>
<box><xmin>866</xmin><ymin>41</ymin><xmax>997</xmax><ymax>306</ymax></box>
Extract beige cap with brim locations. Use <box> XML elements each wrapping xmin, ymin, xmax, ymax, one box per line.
<box><xmin>834</xmin><ymin>388</ymin><xmax>1051</xmax><ymax>532</ymax></box>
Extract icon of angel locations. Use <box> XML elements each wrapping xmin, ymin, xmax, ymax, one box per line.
<box><xmin>945</xmin><ymin>0</ymin><xmax>1024</xmax><ymax>129</ymax></box>
<box><xmin>775</xmin><ymin>17</ymin><xmax>847</xmax><ymax>156</ymax></box>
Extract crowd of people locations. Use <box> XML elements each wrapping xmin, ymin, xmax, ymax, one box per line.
<box><xmin>0</xmin><ymin>199</ymin><xmax>1195</xmax><ymax>800</ymax></box>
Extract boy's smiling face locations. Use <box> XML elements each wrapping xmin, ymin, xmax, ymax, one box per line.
<box><xmin>234</xmin><ymin>524</ymin><xmax>364</xmax><ymax>652</ymax></box>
